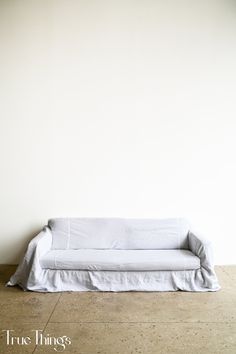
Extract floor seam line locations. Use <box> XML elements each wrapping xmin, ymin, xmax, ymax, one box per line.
<box><xmin>31</xmin><ymin>294</ymin><xmax>62</xmax><ymax>354</ymax></box>
<box><xmin>46</xmin><ymin>320</ymin><xmax>236</xmax><ymax>324</ymax></box>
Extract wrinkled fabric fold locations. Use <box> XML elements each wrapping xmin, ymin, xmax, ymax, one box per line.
<box><xmin>188</xmin><ymin>231</ymin><xmax>220</xmax><ymax>290</ymax></box>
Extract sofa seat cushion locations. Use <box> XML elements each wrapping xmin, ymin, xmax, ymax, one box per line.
<box><xmin>40</xmin><ymin>249</ymin><xmax>200</xmax><ymax>271</ymax></box>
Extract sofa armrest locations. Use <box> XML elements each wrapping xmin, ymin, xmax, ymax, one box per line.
<box><xmin>188</xmin><ymin>231</ymin><xmax>214</xmax><ymax>272</ymax></box>
<box><xmin>26</xmin><ymin>226</ymin><xmax>52</xmax><ymax>258</ymax></box>
<box><xmin>188</xmin><ymin>231</ymin><xmax>220</xmax><ymax>290</ymax></box>
<box><xmin>7</xmin><ymin>226</ymin><xmax>52</xmax><ymax>290</ymax></box>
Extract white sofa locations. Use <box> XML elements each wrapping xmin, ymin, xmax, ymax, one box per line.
<box><xmin>7</xmin><ymin>218</ymin><xmax>220</xmax><ymax>292</ymax></box>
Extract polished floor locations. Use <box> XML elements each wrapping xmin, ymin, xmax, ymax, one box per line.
<box><xmin>0</xmin><ymin>265</ymin><xmax>235</xmax><ymax>354</ymax></box>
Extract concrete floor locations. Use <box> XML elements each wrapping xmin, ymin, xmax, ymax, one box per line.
<box><xmin>0</xmin><ymin>266</ymin><xmax>235</xmax><ymax>354</ymax></box>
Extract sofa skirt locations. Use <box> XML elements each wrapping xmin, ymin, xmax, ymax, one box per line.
<box><xmin>8</xmin><ymin>268</ymin><xmax>220</xmax><ymax>293</ymax></box>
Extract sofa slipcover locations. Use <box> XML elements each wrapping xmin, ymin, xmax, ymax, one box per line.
<box><xmin>7</xmin><ymin>218</ymin><xmax>220</xmax><ymax>292</ymax></box>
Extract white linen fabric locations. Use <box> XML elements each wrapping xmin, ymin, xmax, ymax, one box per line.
<box><xmin>49</xmin><ymin>218</ymin><xmax>189</xmax><ymax>250</ymax></box>
<box><xmin>7</xmin><ymin>218</ymin><xmax>220</xmax><ymax>292</ymax></box>
<box><xmin>40</xmin><ymin>249</ymin><xmax>200</xmax><ymax>271</ymax></box>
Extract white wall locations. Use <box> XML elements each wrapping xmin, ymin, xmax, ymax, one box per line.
<box><xmin>0</xmin><ymin>0</ymin><xmax>236</xmax><ymax>264</ymax></box>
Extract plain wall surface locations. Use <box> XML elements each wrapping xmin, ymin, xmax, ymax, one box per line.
<box><xmin>0</xmin><ymin>0</ymin><xmax>236</xmax><ymax>264</ymax></box>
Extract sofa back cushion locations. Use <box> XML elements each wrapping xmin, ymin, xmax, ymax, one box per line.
<box><xmin>48</xmin><ymin>218</ymin><xmax>189</xmax><ymax>250</ymax></box>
